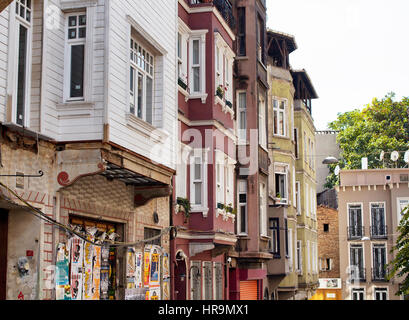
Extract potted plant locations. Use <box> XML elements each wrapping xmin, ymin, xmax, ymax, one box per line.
<box><xmin>216</xmin><ymin>85</ymin><xmax>224</xmax><ymax>99</ymax></box>
<box><xmin>177</xmin><ymin>197</ymin><xmax>191</xmax><ymax>222</ymax></box>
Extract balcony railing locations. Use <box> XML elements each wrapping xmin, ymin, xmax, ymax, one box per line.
<box><xmin>372</xmin><ymin>268</ymin><xmax>388</xmax><ymax>282</ymax></box>
<box><xmin>350</xmin><ymin>267</ymin><xmax>366</xmax><ymax>282</ymax></box>
<box><xmin>347</xmin><ymin>226</ymin><xmax>364</xmax><ymax>240</ymax></box>
<box><xmin>370</xmin><ymin>225</ymin><xmax>388</xmax><ymax>239</ymax></box>
<box><xmin>189</xmin><ymin>0</ymin><xmax>235</xmax><ymax>29</ymax></box>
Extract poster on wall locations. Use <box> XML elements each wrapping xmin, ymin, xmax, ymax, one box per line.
<box><xmin>149</xmin><ymin>246</ymin><xmax>160</xmax><ymax>287</ymax></box>
<box><xmin>91</xmin><ymin>246</ymin><xmax>102</xmax><ymax>300</ymax></box>
<box><xmin>162</xmin><ymin>279</ymin><xmax>170</xmax><ymax>300</ymax></box>
<box><xmin>143</xmin><ymin>247</ymin><xmax>151</xmax><ymax>287</ymax></box>
<box><xmin>100</xmin><ymin>246</ymin><xmax>110</xmax><ymax>300</ymax></box>
<box><xmin>56</xmin><ymin>243</ymin><xmax>71</xmax><ymax>300</ymax></box>
<box><xmin>126</xmin><ymin>248</ymin><xmax>136</xmax><ymax>277</ymax></box>
<box><xmin>135</xmin><ymin>251</ymin><xmax>143</xmax><ymax>288</ymax></box>
<box><xmin>70</xmin><ymin>237</ymin><xmax>84</xmax><ymax>300</ymax></box>
<box><xmin>82</xmin><ymin>239</ymin><xmax>94</xmax><ymax>300</ymax></box>
<box><xmin>162</xmin><ymin>253</ymin><xmax>169</xmax><ymax>279</ymax></box>
<box><xmin>108</xmin><ymin>248</ymin><xmax>116</xmax><ymax>299</ymax></box>
<box><xmin>149</xmin><ymin>287</ymin><xmax>160</xmax><ymax>300</ymax></box>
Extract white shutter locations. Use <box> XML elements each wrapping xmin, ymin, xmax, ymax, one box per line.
<box><xmin>292</xmin><ymin>167</ymin><xmax>296</xmax><ymax>206</ymax></box>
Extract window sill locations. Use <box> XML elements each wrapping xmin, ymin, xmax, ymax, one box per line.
<box><xmin>215</xmin><ymin>96</ymin><xmax>234</xmax><ymax>119</ymax></box>
<box><xmin>190</xmin><ymin>206</ymin><xmax>209</xmax><ymax>218</ymax></box>
<box><xmin>189</xmin><ymin>92</ymin><xmax>208</xmax><ymax>104</ymax></box>
<box><xmin>61</xmin><ymin>0</ymin><xmax>98</xmax><ymax>11</ymax></box>
<box><xmin>215</xmin><ymin>208</ymin><xmax>235</xmax><ymax>222</ymax></box>
<box><xmin>125</xmin><ymin>113</ymin><xmax>168</xmax><ymax>143</ymax></box>
<box><xmin>56</xmin><ymin>101</ymin><xmax>95</xmax><ymax>119</ymax></box>
<box><xmin>178</xmin><ymin>85</ymin><xmax>190</xmax><ymax>102</ymax></box>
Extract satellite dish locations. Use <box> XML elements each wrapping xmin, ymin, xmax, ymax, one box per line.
<box><xmin>334</xmin><ymin>165</ymin><xmax>340</xmax><ymax>176</ymax></box>
<box><xmin>391</xmin><ymin>151</ymin><xmax>400</xmax><ymax>162</ymax></box>
<box><xmin>380</xmin><ymin>151</ymin><xmax>385</xmax><ymax>161</ymax></box>
<box><xmin>404</xmin><ymin>150</ymin><xmax>409</xmax><ymax>164</ymax></box>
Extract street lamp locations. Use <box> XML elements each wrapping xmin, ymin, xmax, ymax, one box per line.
<box><xmin>322</xmin><ymin>156</ymin><xmax>339</xmax><ymax>165</ymax></box>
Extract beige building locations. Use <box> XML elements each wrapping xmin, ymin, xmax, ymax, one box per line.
<box><xmin>338</xmin><ymin>168</ymin><xmax>409</xmax><ymax>300</ymax></box>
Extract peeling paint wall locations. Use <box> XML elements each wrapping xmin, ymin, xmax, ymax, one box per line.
<box><xmin>6</xmin><ymin>209</ymin><xmax>41</xmax><ymax>300</ymax></box>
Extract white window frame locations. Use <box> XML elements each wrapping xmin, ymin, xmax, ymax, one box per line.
<box><xmin>295</xmin><ymin>181</ymin><xmax>301</xmax><ymax>215</ymax></box>
<box><xmin>237</xmin><ymin>180</ymin><xmax>248</xmax><ymax>236</ymax></box>
<box><xmin>347</xmin><ymin>203</ymin><xmax>364</xmax><ymax>236</ymax></box>
<box><xmin>371</xmin><ymin>242</ymin><xmax>387</xmax><ymax>279</ymax></box>
<box><xmin>294</xmin><ymin>127</ymin><xmax>299</xmax><ymax>159</ymax></box>
<box><xmin>128</xmin><ymin>36</ymin><xmax>155</xmax><ymax>124</ymax></box>
<box><xmin>63</xmin><ymin>9</ymin><xmax>95</xmax><ymax>104</ymax></box>
<box><xmin>296</xmin><ymin>240</ymin><xmax>303</xmax><ymax>274</ymax></box>
<box><xmin>288</xmin><ymin>228</ymin><xmax>293</xmax><ymax>272</ymax></box>
<box><xmin>374</xmin><ymin>287</ymin><xmax>388</xmax><ymax>300</ymax></box>
<box><xmin>369</xmin><ymin>202</ymin><xmax>386</xmax><ymax>236</ymax></box>
<box><xmin>304</xmin><ymin>132</ymin><xmax>308</xmax><ymax>164</ymax></box>
<box><xmin>260</xmin><ymin>182</ymin><xmax>267</xmax><ymax>236</ymax></box>
<box><xmin>178</xmin><ymin>19</ymin><xmax>190</xmax><ymax>93</ymax></box>
<box><xmin>348</xmin><ymin>242</ymin><xmax>365</xmax><ymax>280</ymax></box>
<box><xmin>10</xmin><ymin>0</ymin><xmax>33</xmax><ymax>127</ymax></box>
<box><xmin>351</xmin><ymin>288</ymin><xmax>365</xmax><ymax>300</ymax></box>
<box><xmin>190</xmin><ymin>149</ymin><xmax>209</xmax><ymax>215</ymax></box>
<box><xmin>237</xmin><ymin>90</ymin><xmax>247</xmax><ymax>144</ymax></box>
<box><xmin>259</xmin><ymin>95</ymin><xmax>267</xmax><ymax>149</ymax></box>
<box><xmin>397</xmin><ymin>198</ymin><xmax>409</xmax><ymax>225</ymax></box>
<box><xmin>176</xmin><ymin>143</ymin><xmax>191</xmax><ymax>198</ymax></box>
<box><xmin>307</xmin><ymin>240</ymin><xmax>311</xmax><ymax>274</ymax></box>
<box><xmin>215</xmin><ymin>150</ymin><xmax>225</xmax><ymax>206</ymax></box>
<box><xmin>305</xmin><ymin>183</ymin><xmax>310</xmax><ymax>217</ymax></box>
<box><xmin>274</xmin><ymin>164</ymin><xmax>288</xmax><ymax>204</ymax></box>
<box><xmin>273</xmin><ymin>98</ymin><xmax>288</xmax><ymax>137</ymax></box>
<box><xmin>189</xmin><ymin>30</ymin><xmax>207</xmax><ymax>103</ymax></box>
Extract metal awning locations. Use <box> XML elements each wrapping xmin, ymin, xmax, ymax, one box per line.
<box><xmin>100</xmin><ymin>163</ymin><xmax>166</xmax><ymax>187</ymax></box>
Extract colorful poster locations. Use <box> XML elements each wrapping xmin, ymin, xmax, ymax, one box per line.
<box><xmin>149</xmin><ymin>287</ymin><xmax>160</xmax><ymax>300</ymax></box>
<box><xmin>126</xmin><ymin>248</ymin><xmax>136</xmax><ymax>277</ymax></box>
<box><xmin>162</xmin><ymin>279</ymin><xmax>170</xmax><ymax>300</ymax></box>
<box><xmin>108</xmin><ymin>248</ymin><xmax>116</xmax><ymax>299</ymax></box>
<box><xmin>82</xmin><ymin>240</ymin><xmax>94</xmax><ymax>300</ymax></box>
<box><xmin>143</xmin><ymin>247</ymin><xmax>151</xmax><ymax>287</ymax></box>
<box><xmin>70</xmin><ymin>237</ymin><xmax>84</xmax><ymax>300</ymax></box>
<box><xmin>100</xmin><ymin>246</ymin><xmax>110</xmax><ymax>300</ymax></box>
<box><xmin>56</xmin><ymin>243</ymin><xmax>70</xmax><ymax>300</ymax></box>
<box><xmin>149</xmin><ymin>247</ymin><xmax>160</xmax><ymax>287</ymax></box>
<box><xmin>70</xmin><ymin>271</ymin><xmax>83</xmax><ymax>300</ymax></box>
<box><xmin>162</xmin><ymin>253</ymin><xmax>169</xmax><ymax>279</ymax></box>
<box><xmin>135</xmin><ymin>251</ymin><xmax>143</xmax><ymax>288</ymax></box>
<box><xmin>92</xmin><ymin>246</ymin><xmax>101</xmax><ymax>300</ymax></box>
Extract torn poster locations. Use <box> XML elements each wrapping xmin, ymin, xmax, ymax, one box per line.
<box><xmin>135</xmin><ymin>251</ymin><xmax>143</xmax><ymax>288</ymax></box>
<box><xmin>91</xmin><ymin>245</ymin><xmax>101</xmax><ymax>300</ymax></box>
<box><xmin>143</xmin><ymin>247</ymin><xmax>151</xmax><ymax>287</ymax></box>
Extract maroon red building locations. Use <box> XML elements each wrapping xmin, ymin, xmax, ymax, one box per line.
<box><xmin>171</xmin><ymin>0</ymin><xmax>238</xmax><ymax>300</ymax></box>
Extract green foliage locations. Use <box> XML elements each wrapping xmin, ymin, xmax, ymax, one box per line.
<box><xmin>325</xmin><ymin>93</ymin><xmax>409</xmax><ymax>188</ymax></box>
<box><xmin>177</xmin><ymin>197</ymin><xmax>191</xmax><ymax>220</ymax></box>
<box><xmin>387</xmin><ymin>205</ymin><xmax>409</xmax><ymax>296</ymax></box>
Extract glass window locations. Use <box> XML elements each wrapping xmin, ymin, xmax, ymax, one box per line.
<box><xmin>269</xmin><ymin>218</ymin><xmax>280</xmax><ymax>256</ymax></box>
<box><xmin>238</xmin><ymin>180</ymin><xmax>247</xmax><ymax>235</ymax></box>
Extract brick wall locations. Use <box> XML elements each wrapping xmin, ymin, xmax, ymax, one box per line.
<box><xmin>317</xmin><ymin>205</ymin><xmax>340</xmax><ymax>278</ymax></box>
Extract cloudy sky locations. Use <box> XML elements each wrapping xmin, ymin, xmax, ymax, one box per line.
<box><xmin>266</xmin><ymin>0</ymin><xmax>409</xmax><ymax>130</ymax></box>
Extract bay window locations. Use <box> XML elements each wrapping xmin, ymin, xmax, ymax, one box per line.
<box><xmin>190</xmin><ymin>149</ymin><xmax>208</xmax><ymax>213</ymax></box>
<box><xmin>214</xmin><ymin>32</ymin><xmax>234</xmax><ymax>107</ymax></box>
<box><xmin>189</xmin><ymin>31</ymin><xmax>207</xmax><ymax>101</ymax></box>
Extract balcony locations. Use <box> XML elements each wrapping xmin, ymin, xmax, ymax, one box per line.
<box><xmin>350</xmin><ymin>267</ymin><xmax>366</xmax><ymax>282</ymax></box>
<box><xmin>188</xmin><ymin>0</ymin><xmax>235</xmax><ymax>29</ymax></box>
<box><xmin>372</xmin><ymin>268</ymin><xmax>388</xmax><ymax>282</ymax></box>
<box><xmin>370</xmin><ymin>225</ymin><xmax>388</xmax><ymax>239</ymax></box>
<box><xmin>347</xmin><ymin>226</ymin><xmax>364</xmax><ymax>240</ymax></box>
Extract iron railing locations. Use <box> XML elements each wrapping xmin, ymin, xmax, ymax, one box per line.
<box><xmin>350</xmin><ymin>267</ymin><xmax>366</xmax><ymax>282</ymax></box>
<box><xmin>347</xmin><ymin>226</ymin><xmax>364</xmax><ymax>240</ymax></box>
<box><xmin>370</xmin><ymin>225</ymin><xmax>388</xmax><ymax>239</ymax></box>
<box><xmin>189</xmin><ymin>0</ymin><xmax>236</xmax><ymax>29</ymax></box>
<box><xmin>372</xmin><ymin>267</ymin><xmax>388</xmax><ymax>282</ymax></box>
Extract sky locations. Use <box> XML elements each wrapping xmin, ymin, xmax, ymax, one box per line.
<box><xmin>266</xmin><ymin>0</ymin><xmax>409</xmax><ymax>130</ymax></box>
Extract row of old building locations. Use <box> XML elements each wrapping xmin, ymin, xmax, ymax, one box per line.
<box><xmin>0</xmin><ymin>0</ymin><xmax>320</xmax><ymax>300</ymax></box>
<box><xmin>312</xmin><ymin>132</ymin><xmax>409</xmax><ymax>300</ymax></box>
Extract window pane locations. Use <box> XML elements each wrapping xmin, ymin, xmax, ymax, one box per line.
<box><xmin>146</xmin><ymin>77</ymin><xmax>153</xmax><ymax>124</ymax></box>
<box><xmin>177</xmin><ymin>33</ymin><xmax>181</xmax><ymax>59</ymax></box>
<box><xmin>79</xmin><ymin>15</ymin><xmax>87</xmax><ymax>26</ymax></box>
<box><xmin>69</xmin><ymin>28</ymin><xmax>77</xmax><ymax>40</ymax></box>
<box><xmin>130</xmin><ymin>67</ymin><xmax>135</xmax><ymax>114</ymax></box>
<box><xmin>240</xmin><ymin>206</ymin><xmax>246</xmax><ymax>233</ymax></box>
<box><xmin>69</xmin><ymin>16</ymin><xmax>77</xmax><ymax>27</ymax></box>
<box><xmin>193</xmin><ymin>67</ymin><xmax>200</xmax><ymax>92</ymax></box>
<box><xmin>17</xmin><ymin>24</ymin><xmax>28</xmax><ymax>126</ymax></box>
<box><xmin>195</xmin><ymin>183</ymin><xmax>202</xmax><ymax>205</ymax></box>
<box><xmin>193</xmin><ymin>40</ymin><xmax>199</xmax><ymax>65</ymax></box>
<box><xmin>78</xmin><ymin>27</ymin><xmax>86</xmax><ymax>39</ymax></box>
<box><xmin>194</xmin><ymin>159</ymin><xmax>201</xmax><ymax>180</ymax></box>
<box><xmin>137</xmin><ymin>72</ymin><xmax>143</xmax><ymax>119</ymax></box>
<box><xmin>70</xmin><ymin>45</ymin><xmax>85</xmax><ymax>98</ymax></box>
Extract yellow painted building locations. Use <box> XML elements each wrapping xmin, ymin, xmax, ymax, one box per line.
<box><xmin>292</xmin><ymin>69</ymin><xmax>319</xmax><ymax>300</ymax></box>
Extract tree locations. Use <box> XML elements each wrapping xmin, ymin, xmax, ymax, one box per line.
<box><xmin>387</xmin><ymin>205</ymin><xmax>409</xmax><ymax>297</ymax></box>
<box><xmin>325</xmin><ymin>93</ymin><xmax>409</xmax><ymax>188</ymax></box>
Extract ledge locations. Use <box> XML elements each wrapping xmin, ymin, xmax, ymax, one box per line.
<box><xmin>189</xmin><ymin>92</ymin><xmax>208</xmax><ymax>104</ymax></box>
<box><xmin>178</xmin><ymin>86</ymin><xmax>190</xmax><ymax>102</ymax></box>
<box><xmin>61</xmin><ymin>0</ymin><xmax>98</xmax><ymax>11</ymax></box>
<box><xmin>125</xmin><ymin>113</ymin><xmax>168</xmax><ymax>143</ymax></box>
<box><xmin>56</xmin><ymin>101</ymin><xmax>95</xmax><ymax>119</ymax></box>
<box><xmin>215</xmin><ymin>208</ymin><xmax>235</xmax><ymax>222</ymax></box>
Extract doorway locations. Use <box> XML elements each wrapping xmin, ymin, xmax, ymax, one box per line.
<box><xmin>174</xmin><ymin>251</ymin><xmax>187</xmax><ymax>300</ymax></box>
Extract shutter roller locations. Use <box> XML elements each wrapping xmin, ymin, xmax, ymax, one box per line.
<box><xmin>239</xmin><ymin>280</ymin><xmax>258</xmax><ymax>300</ymax></box>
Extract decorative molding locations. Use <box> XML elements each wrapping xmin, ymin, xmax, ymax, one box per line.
<box><xmin>60</xmin><ymin>0</ymin><xmax>98</xmax><ymax>11</ymax></box>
